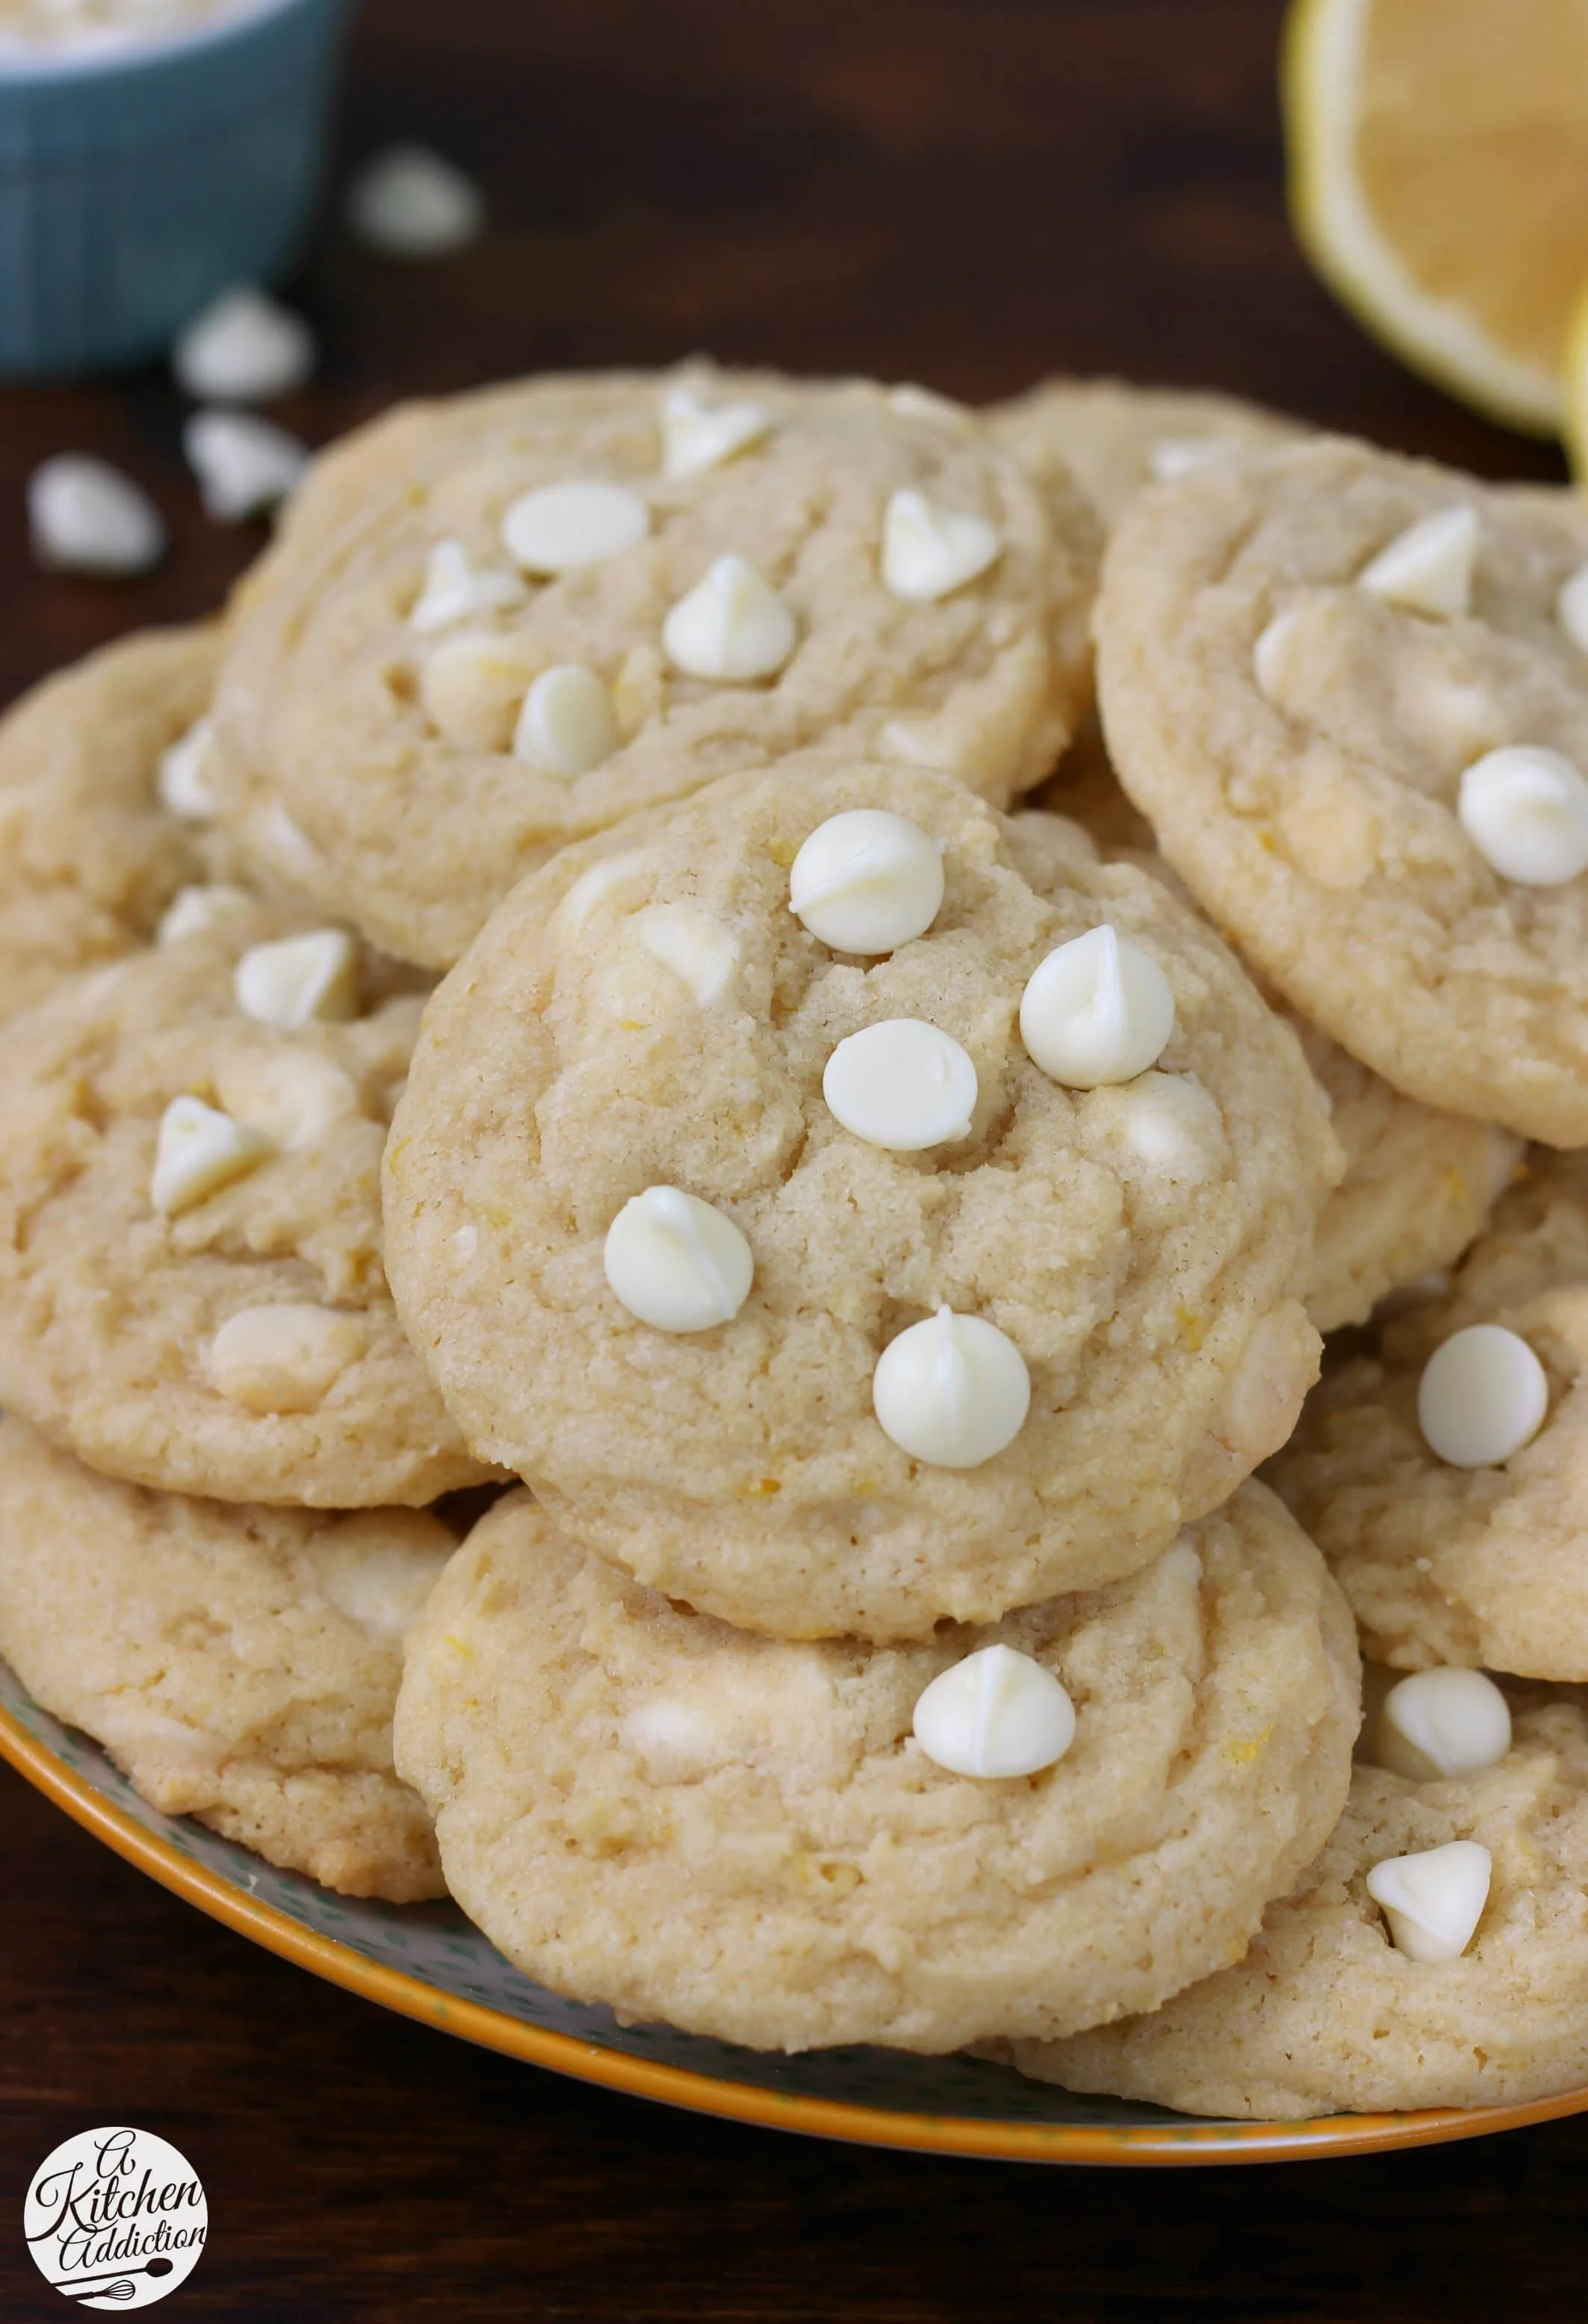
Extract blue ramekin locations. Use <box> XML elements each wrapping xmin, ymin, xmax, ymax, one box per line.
<box><xmin>0</xmin><ymin>0</ymin><xmax>351</xmax><ymax>377</ymax></box>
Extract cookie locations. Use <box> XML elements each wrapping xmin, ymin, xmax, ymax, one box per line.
<box><xmin>990</xmin><ymin>377</ymin><xmax>1304</xmax><ymax>532</ymax></box>
<box><xmin>395</xmin><ymin>1482</ymin><xmax>1357</xmax><ymax>2054</ymax></box>
<box><xmin>0</xmin><ymin>627</ymin><xmax>219</xmax><ymax>1019</ymax></box>
<box><xmin>1097</xmin><ymin>438</ymin><xmax>1588</xmax><ymax>1144</ymax></box>
<box><xmin>1272</xmin><ymin>1151</ymin><xmax>1588</xmax><ymax>1680</ymax></box>
<box><xmin>1010</xmin><ymin>1688</ymin><xmax>1588</xmax><ymax>2116</ymax></box>
<box><xmin>207</xmin><ymin>365</ymin><xmax>1100</xmax><ymax>968</ymax></box>
<box><xmin>0</xmin><ymin>1417</ymin><xmax>448</xmax><ymax>1900</ymax></box>
<box><xmin>384</xmin><ymin>758</ymin><xmax>1338</xmax><ymax>1641</ymax></box>
<box><xmin>1034</xmin><ymin>740</ymin><xmax>1522</xmax><ymax>1332</ymax></box>
<box><xmin>0</xmin><ymin>900</ymin><xmax>491</xmax><ymax>1506</ymax></box>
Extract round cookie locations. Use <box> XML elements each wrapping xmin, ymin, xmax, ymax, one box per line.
<box><xmin>0</xmin><ymin>627</ymin><xmax>219</xmax><ymax>1019</ymax></box>
<box><xmin>1010</xmin><ymin>1688</ymin><xmax>1588</xmax><ymax>2117</ymax></box>
<box><xmin>989</xmin><ymin>377</ymin><xmax>1304</xmax><ymax>532</ymax></box>
<box><xmin>1097</xmin><ymin>438</ymin><xmax>1588</xmax><ymax>1145</ymax></box>
<box><xmin>1273</xmin><ymin>1151</ymin><xmax>1588</xmax><ymax>1680</ymax></box>
<box><xmin>0</xmin><ymin>1417</ymin><xmax>449</xmax><ymax>1901</ymax></box>
<box><xmin>208</xmin><ymin>365</ymin><xmax>1101</xmax><ymax>968</ymax></box>
<box><xmin>384</xmin><ymin>758</ymin><xmax>1339</xmax><ymax>1641</ymax></box>
<box><xmin>0</xmin><ymin>900</ymin><xmax>491</xmax><ymax>1506</ymax></box>
<box><xmin>395</xmin><ymin>1482</ymin><xmax>1358</xmax><ymax>2054</ymax></box>
<box><xmin>1032</xmin><ymin>742</ymin><xmax>1522</xmax><ymax>1332</ymax></box>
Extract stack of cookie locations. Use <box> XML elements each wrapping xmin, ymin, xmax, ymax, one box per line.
<box><xmin>1</xmin><ymin>361</ymin><xmax>1584</xmax><ymax>2118</ymax></box>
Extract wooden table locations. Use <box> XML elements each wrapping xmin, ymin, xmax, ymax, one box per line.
<box><xmin>2</xmin><ymin>1</ymin><xmax>1585</xmax><ymax>2314</ymax></box>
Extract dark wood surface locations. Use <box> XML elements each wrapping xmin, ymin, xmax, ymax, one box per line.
<box><xmin>1</xmin><ymin>1</ymin><xmax>1584</xmax><ymax>2315</ymax></box>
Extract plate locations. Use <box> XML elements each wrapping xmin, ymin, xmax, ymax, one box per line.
<box><xmin>5</xmin><ymin>1657</ymin><xmax>1585</xmax><ymax>2166</ymax></box>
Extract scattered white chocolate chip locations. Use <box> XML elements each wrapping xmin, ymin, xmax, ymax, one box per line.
<box><xmin>408</xmin><ymin>538</ymin><xmax>524</xmax><ymax>633</ymax></box>
<box><xmin>418</xmin><ymin>629</ymin><xmax>537</xmax><ymax>751</ymax></box>
<box><xmin>822</xmin><ymin>1019</ymin><xmax>977</xmax><ymax>1151</ymax></box>
<box><xmin>312</xmin><ymin>1526</ymin><xmax>452</xmax><ymax>1635</ymax></box>
<box><xmin>1376</xmin><ymin>1669</ymin><xmax>1513</xmax><ymax>1783</ymax></box>
<box><xmin>1252</xmin><ymin>606</ymin><xmax>1301</xmax><ymax>699</ymax></box>
<box><xmin>149</xmin><ymin>1096</ymin><xmax>273</xmax><ymax>1217</ymax></box>
<box><xmin>887</xmin><ymin>382</ymin><xmax>973</xmax><ymax>429</ymax></box>
<box><xmin>660</xmin><ymin>386</ymin><xmax>771</xmax><ymax>479</ymax></box>
<box><xmin>451</xmin><ymin>1221</ymin><xmax>479</xmax><ymax>1263</ymax></box>
<box><xmin>184</xmin><ymin>409</ymin><xmax>310</xmax><ymax>521</ymax></box>
<box><xmin>912</xmin><ymin>1643</ymin><xmax>1076</xmax><ymax>1779</ymax></box>
<box><xmin>346</xmin><ymin>144</ymin><xmax>485</xmax><ymax>260</ymax></box>
<box><xmin>501</xmin><ymin>479</ymin><xmax>649</xmax><ymax>574</ymax></box>
<box><xmin>156</xmin><ymin>718</ymin><xmax>217</xmax><ymax>820</ymax></box>
<box><xmin>1255</xmin><ymin>609</ymin><xmax>1302</xmax><ymax>697</ymax></box>
<box><xmin>1365</xmin><ymin>1840</ymin><xmax>1492</xmax><ymax>1964</ymax></box>
<box><xmin>208</xmin><ymin>1302</ymin><xmax>364</xmax><ymax>1413</ymax></box>
<box><xmin>513</xmin><ymin>664</ymin><xmax>618</xmax><ymax>777</ymax></box>
<box><xmin>156</xmin><ymin>883</ymin><xmax>252</xmax><ymax>945</ymax></box>
<box><xmin>172</xmin><ymin>284</ymin><xmax>314</xmax><ymax>403</ymax></box>
<box><xmin>1146</xmin><ymin>436</ymin><xmax>1233</xmax><ymax>482</ymax></box>
<box><xmin>663</xmin><ymin>554</ymin><xmax>796</xmax><ymax>681</ymax></box>
<box><xmin>1556</xmin><ymin>562</ymin><xmax>1588</xmax><ymax>654</ymax></box>
<box><xmin>258</xmin><ymin>803</ymin><xmax>323</xmax><ymax>879</ymax></box>
<box><xmin>1357</xmin><ymin>504</ymin><xmax>1478</xmax><ymax>619</ymax></box>
<box><xmin>788</xmin><ymin>809</ymin><xmax>944</xmax><ymax>953</ymax></box>
<box><xmin>881</xmin><ymin>488</ymin><xmax>1000</xmax><ymax>601</ymax></box>
<box><xmin>1417</xmin><ymin>1323</ymin><xmax>1548</xmax><ymax>1468</ymax></box>
<box><xmin>1087</xmin><ymin>1069</ymin><xmax>1226</xmax><ymax>1181</ymax></box>
<box><xmin>233</xmin><ymin>929</ymin><xmax>358</xmax><ymax>1031</ymax></box>
<box><xmin>28</xmin><ymin>455</ymin><xmax>165</xmax><ymax>577</ymax></box>
<box><xmin>872</xmin><ymin>1305</ymin><xmax>1030</xmax><ymax>1468</ymax></box>
<box><xmin>215</xmin><ymin>1049</ymin><xmax>358</xmax><ymax>1150</ymax></box>
<box><xmin>1020</xmin><ymin>924</ymin><xmax>1175</xmax><ymax>1087</ymax></box>
<box><xmin>1457</xmin><ymin>745</ymin><xmax>1588</xmax><ymax>885</ymax></box>
<box><xmin>634</xmin><ymin>903</ymin><xmax>739</xmax><ymax>1005</ymax></box>
<box><xmin>604</xmin><ymin>1186</ymin><xmax>754</xmax><ymax>1332</ymax></box>
<box><xmin>552</xmin><ymin>850</ymin><xmax>650</xmax><ymax>938</ymax></box>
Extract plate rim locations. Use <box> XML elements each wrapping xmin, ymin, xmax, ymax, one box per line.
<box><xmin>7</xmin><ymin>1699</ymin><xmax>1587</xmax><ymax>2166</ymax></box>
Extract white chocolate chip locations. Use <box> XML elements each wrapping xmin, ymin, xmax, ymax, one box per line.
<box><xmin>311</xmin><ymin>1526</ymin><xmax>452</xmax><ymax>1635</ymax></box>
<box><xmin>156</xmin><ymin>883</ymin><xmax>252</xmax><ymax>945</ymax></box>
<box><xmin>1375</xmin><ymin>1669</ymin><xmax>1513</xmax><ymax>1783</ymax></box>
<box><xmin>501</xmin><ymin>479</ymin><xmax>649</xmax><ymax>574</ymax></box>
<box><xmin>662</xmin><ymin>554</ymin><xmax>796</xmax><ymax>681</ymax></box>
<box><xmin>1146</xmin><ymin>435</ymin><xmax>1234</xmax><ymax>482</ymax></box>
<box><xmin>887</xmin><ymin>383</ymin><xmax>973</xmax><ymax>429</ymax></box>
<box><xmin>1085</xmin><ymin>1069</ymin><xmax>1226</xmax><ymax>1181</ymax></box>
<box><xmin>1020</xmin><ymin>924</ymin><xmax>1175</xmax><ymax>1087</ymax></box>
<box><xmin>1253</xmin><ymin>606</ymin><xmax>1302</xmax><ymax>700</ymax></box>
<box><xmin>872</xmin><ymin>1305</ymin><xmax>1030</xmax><ymax>1468</ymax></box>
<box><xmin>452</xmin><ymin>1221</ymin><xmax>478</xmax><ymax>1262</ymax></box>
<box><xmin>1457</xmin><ymin>745</ymin><xmax>1588</xmax><ymax>885</ymax></box>
<box><xmin>28</xmin><ymin>455</ymin><xmax>165</xmax><ymax>577</ymax></box>
<box><xmin>408</xmin><ymin>538</ymin><xmax>524</xmax><ymax>632</ymax></box>
<box><xmin>184</xmin><ymin>409</ymin><xmax>309</xmax><ymax>521</ymax></box>
<box><xmin>233</xmin><ymin>929</ymin><xmax>358</xmax><ymax>1030</ymax></box>
<box><xmin>258</xmin><ymin>803</ymin><xmax>323</xmax><ymax>880</ymax></box>
<box><xmin>552</xmin><ymin>850</ymin><xmax>651</xmax><ymax>938</ymax></box>
<box><xmin>149</xmin><ymin>1096</ymin><xmax>273</xmax><ymax>1217</ymax></box>
<box><xmin>604</xmin><ymin>1186</ymin><xmax>754</xmax><ymax>1332</ymax></box>
<box><xmin>822</xmin><ymin>1019</ymin><xmax>977</xmax><ymax>1150</ymax></box>
<box><xmin>1556</xmin><ymin>561</ymin><xmax>1588</xmax><ymax>653</ymax></box>
<box><xmin>513</xmin><ymin>664</ymin><xmax>618</xmax><ymax>777</ymax></box>
<box><xmin>912</xmin><ymin>1644</ymin><xmax>1076</xmax><ymax>1779</ymax></box>
<box><xmin>1417</xmin><ymin>1323</ymin><xmax>1548</xmax><ymax>1467</ymax></box>
<box><xmin>215</xmin><ymin>1049</ymin><xmax>359</xmax><ymax>1150</ymax></box>
<box><xmin>346</xmin><ymin>144</ymin><xmax>485</xmax><ymax>259</ymax></box>
<box><xmin>634</xmin><ymin>903</ymin><xmax>739</xmax><ymax>1005</ymax></box>
<box><xmin>788</xmin><ymin>810</ymin><xmax>944</xmax><ymax>954</ymax></box>
<box><xmin>208</xmin><ymin>1302</ymin><xmax>365</xmax><ymax>1413</ymax></box>
<box><xmin>1366</xmin><ymin>1840</ymin><xmax>1492</xmax><ymax>1964</ymax></box>
<box><xmin>172</xmin><ymin>284</ymin><xmax>314</xmax><ymax>403</ymax></box>
<box><xmin>660</xmin><ymin>387</ymin><xmax>771</xmax><ymax>479</ymax></box>
<box><xmin>418</xmin><ymin>629</ymin><xmax>538</xmax><ymax>751</ymax></box>
<box><xmin>1357</xmin><ymin>505</ymin><xmax>1478</xmax><ymax>618</ymax></box>
<box><xmin>881</xmin><ymin>488</ymin><xmax>1000</xmax><ymax>601</ymax></box>
<box><xmin>156</xmin><ymin>718</ymin><xmax>217</xmax><ymax>820</ymax></box>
